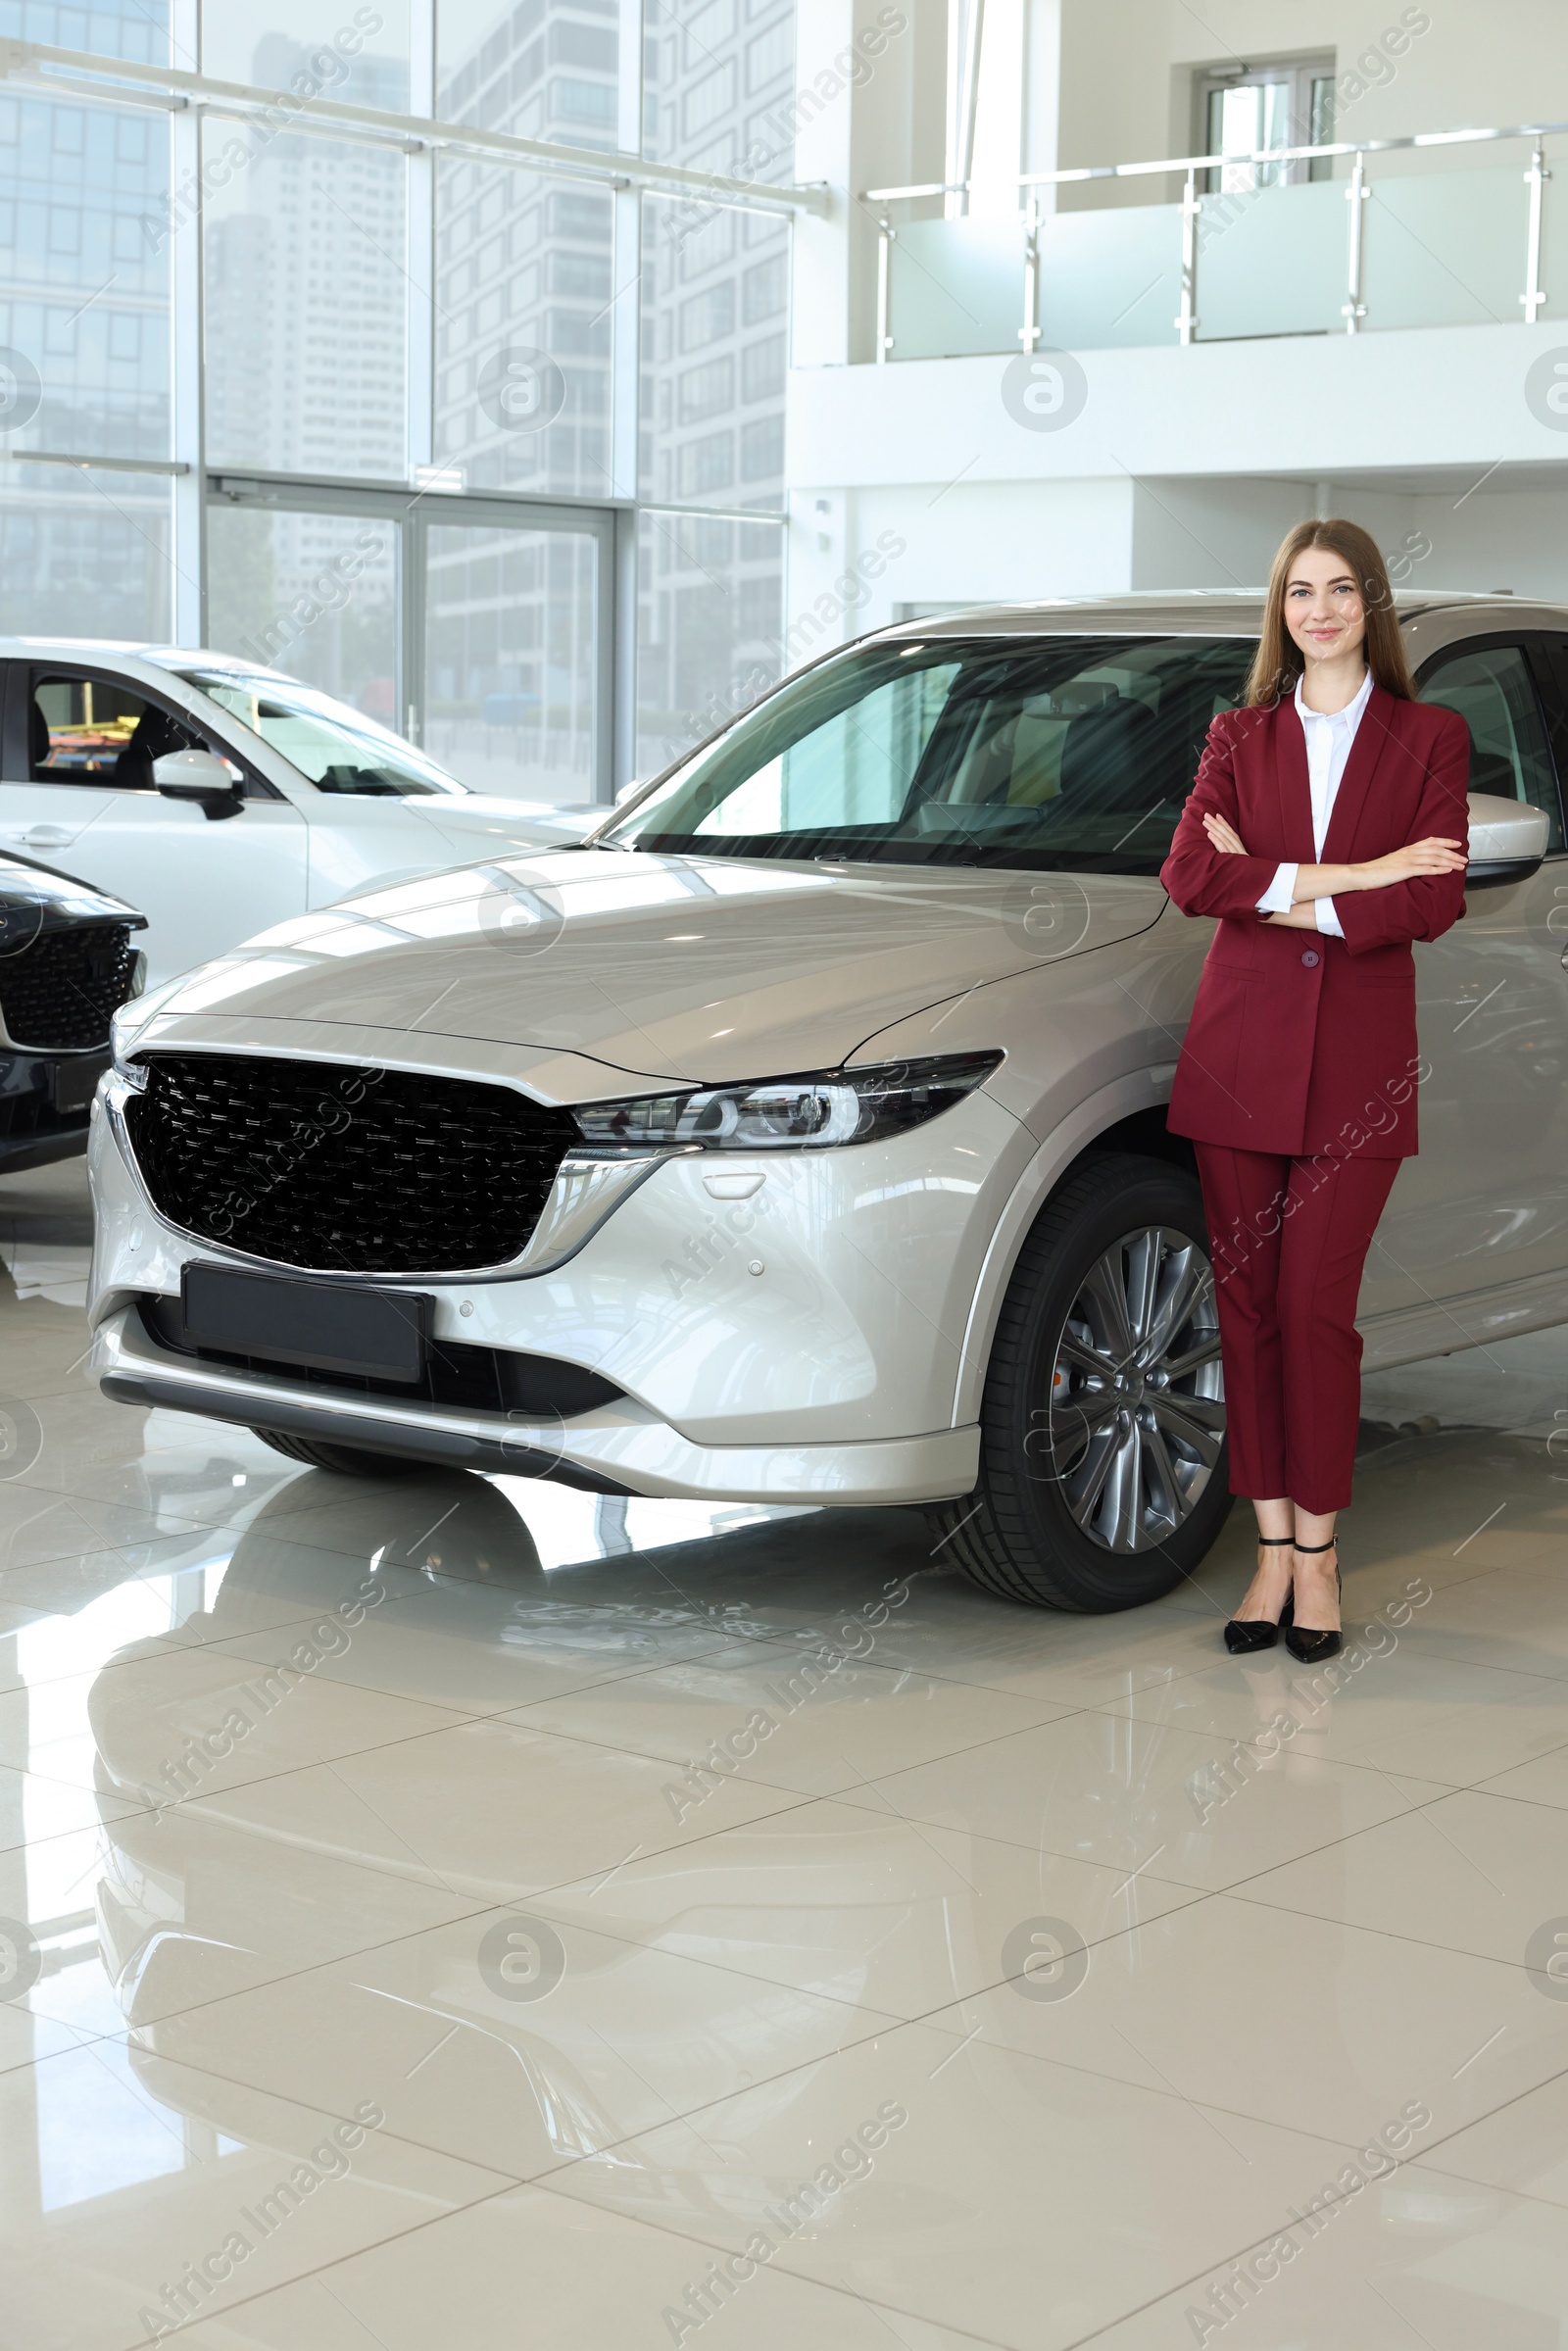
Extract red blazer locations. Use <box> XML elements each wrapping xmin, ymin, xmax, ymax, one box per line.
<box><xmin>1160</xmin><ymin>687</ymin><xmax>1470</xmax><ymax>1158</ymax></box>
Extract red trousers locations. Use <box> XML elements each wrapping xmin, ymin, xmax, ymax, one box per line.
<box><xmin>1194</xmin><ymin>1145</ymin><xmax>1400</xmax><ymax>1514</ymax></box>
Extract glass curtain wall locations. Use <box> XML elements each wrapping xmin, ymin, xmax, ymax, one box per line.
<box><xmin>636</xmin><ymin>0</ymin><xmax>795</xmax><ymax>775</ymax></box>
<box><xmin>0</xmin><ymin>0</ymin><xmax>801</xmax><ymax>784</ymax></box>
<box><xmin>0</xmin><ymin>0</ymin><xmax>172</xmax><ymax>635</ymax></box>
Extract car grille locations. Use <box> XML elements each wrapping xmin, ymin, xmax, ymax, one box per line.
<box><xmin>124</xmin><ymin>1053</ymin><xmax>581</xmax><ymax>1274</ymax></box>
<box><xmin>0</xmin><ymin>922</ymin><xmax>141</xmax><ymax>1051</ymax></box>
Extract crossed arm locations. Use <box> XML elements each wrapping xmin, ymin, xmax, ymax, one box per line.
<box><xmin>1200</xmin><ymin>808</ymin><xmax>1467</xmax><ymax>930</ymax></box>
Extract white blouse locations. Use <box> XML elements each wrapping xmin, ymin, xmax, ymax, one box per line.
<box><xmin>1253</xmin><ymin>667</ymin><xmax>1374</xmax><ymax>939</ymax></box>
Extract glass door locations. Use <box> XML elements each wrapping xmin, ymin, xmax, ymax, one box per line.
<box><xmin>1199</xmin><ymin>60</ymin><xmax>1336</xmax><ymax>192</ymax></box>
<box><xmin>423</xmin><ymin>521</ymin><xmax>603</xmax><ymax>808</ymax></box>
<box><xmin>206</xmin><ymin>506</ymin><xmax>401</xmax><ymax>724</ymax></box>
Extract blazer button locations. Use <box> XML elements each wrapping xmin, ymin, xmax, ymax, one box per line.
<box><xmin>1301</xmin><ymin>949</ymin><xmax>1320</xmax><ymax>968</ymax></box>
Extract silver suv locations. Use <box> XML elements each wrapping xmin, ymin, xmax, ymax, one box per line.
<box><xmin>88</xmin><ymin>594</ymin><xmax>1567</xmax><ymax>1609</ymax></box>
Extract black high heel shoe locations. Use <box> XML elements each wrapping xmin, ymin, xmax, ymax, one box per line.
<box><xmin>1285</xmin><ymin>1540</ymin><xmax>1342</xmax><ymax>1663</ymax></box>
<box><xmin>1224</xmin><ymin>1536</ymin><xmax>1297</xmax><ymax>1654</ymax></box>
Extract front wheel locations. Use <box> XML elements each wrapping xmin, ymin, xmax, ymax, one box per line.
<box><xmin>927</xmin><ymin>1151</ymin><xmax>1231</xmax><ymax>1610</ymax></box>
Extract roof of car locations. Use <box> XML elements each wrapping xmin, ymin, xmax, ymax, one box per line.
<box><xmin>872</xmin><ymin>591</ymin><xmax>1563</xmax><ymax>640</ymax></box>
<box><xmin>0</xmin><ymin>640</ymin><xmax>301</xmax><ymax>681</ymax></box>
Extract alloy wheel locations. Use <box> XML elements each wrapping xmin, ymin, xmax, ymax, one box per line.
<box><xmin>1039</xmin><ymin>1224</ymin><xmax>1225</xmax><ymax>1553</ymax></box>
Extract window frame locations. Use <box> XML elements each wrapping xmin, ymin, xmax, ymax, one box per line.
<box><xmin>1194</xmin><ymin>55</ymin><xmax>1338</xmax><ymax>194</ymax></box>
<box><xmin>3</xmin><ymin>662</ymin><xmax>274</xmax><ymax>800</ymax></box>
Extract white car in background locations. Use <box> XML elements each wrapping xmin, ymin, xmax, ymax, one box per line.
<box><xmin>0</xmin><ymin>641</ymin><xmax>598</xmax><ymax>986</ymax></box>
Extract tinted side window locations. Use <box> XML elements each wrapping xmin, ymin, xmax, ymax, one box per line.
<box><xmin>1416</xmin><ymin>639</ymin><xmax>1564</xmax><ymax>852</ymax></box>
<box><xmin>28</xmin><ymin>671</ymin><xmax>203</xmax><ymax>790</ymax></box>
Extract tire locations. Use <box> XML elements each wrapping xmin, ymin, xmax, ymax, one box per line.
<box><xmin>927</xmin><ymin>1151</ymin><xmax>1232</xmax><ymax>1611</ymax></box>
<box><xmin>252</xmin><ymin>1428</ymin><xmax>425</xmax><ymax>1479</ymax></box>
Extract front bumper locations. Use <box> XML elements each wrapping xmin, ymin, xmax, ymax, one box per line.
<box><xmin>0</xmin><ymin>1046</ymin><xmax>108</xmax><ymax>1170</ymax></box>
<box><xmin>90</xmin><ymin>1302</ymin><xmax>980</xmax><ymax>1502</ymax></box>
<box><xmin>86</xmin><ymin>1062</ymin><xmax>1031</xmax><ymax>1505</ymax></box>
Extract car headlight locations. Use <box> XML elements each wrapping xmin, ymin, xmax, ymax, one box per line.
<box><xmin>571</xmin><ymin>1051</ymin><xmax>1003</xmax><ymax>1154</ymax></box>
<box><xmin>109</xmin><ymin>1009</ymin><xmax>149</xmax><ymax>1088</ymax></box>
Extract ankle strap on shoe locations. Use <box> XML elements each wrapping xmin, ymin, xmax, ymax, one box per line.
<box><xmin>1257</xmin><ymin>1536</ymin><xmax>1294</xmax><ymax>1546</ymax></box>
<box><xmin>1295</xmin><ymin>1540</ymin><xmax>1337</xmax><ymax>1553</ymax></box>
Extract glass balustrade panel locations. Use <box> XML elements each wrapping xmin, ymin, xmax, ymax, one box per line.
<box><xmin>888</xmin><ymin>218</ymin><xmax>1023</xmax><ymax>360</ymax></box>
<box><xmin>1362</xmin><ymin>164</ymin><xmax>1529</xmax><ymax>330</ymax></box>
<box><xmin>1036</xmin><ymin>202</ymin><xmax>1182</xmax><ymax>350</ymax></box>
<box><xmin>1195</xmin><ymin>178</ymin><xmax>1346</xmax><ymax>342</ymax></box>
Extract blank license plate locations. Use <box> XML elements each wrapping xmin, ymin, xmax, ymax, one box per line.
<box><xmin>181</xmin><ymin>1265</ymin><xmax>432</xmax><ymax>1382</ymax></box>
<box><xmin>53</xmin><ymin>1053</ymin><xmax>109</xmax><ymax>1114</ymax></box>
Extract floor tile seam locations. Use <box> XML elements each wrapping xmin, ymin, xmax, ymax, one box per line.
<box><xmin>28</xmin><ymin>2030</ymin><xmax>537</xmax><ymax>2212</ymax></box>
<box><xmin>173</xmin><ymin>1761</ymin><xmax>828</xmax><ymax>1914</ymax></box>
<box><xmin>83</xmin><ymin>1888</ymin><xmax>508</xmax><ymax>2043</ymax></box>
<box><xmin>1403</xmin><ymin>2148</ymin><xmax>1568</xmax><ymax>2214</ymax></box>
<box><xmin>172</xmin><ymin>1628</ymin><xmax>756</xmax><ymax>1727</ymax></box>
<box><xmin>521</xmin><ymin>1999</ymin><xmax>1396</xmax><ymax>2193</ymax></box>
<box><xmin>836</xmin><ymin>1995</ymin><xmax>1469</xmax><ymax>2168</ymax></box>
<box><xmin>484</xmin><ymin>1699</ymin><xmax>1098</xmax><ymax>1808</ymax></box>
<box><xmin>1069</xmin><ymin>1693</ymin><xmax>1484</xmax><ymax>1779</ymax></box>
<box><xmin>802</xmin><ymin>1784</ymin><xmax>1219</xmax><ymax>1886</ymax></box>
<box><xmin>102</xmin><ymin>2178</ymin><xmax>524</xmax><ymax>2351</ymax></box>
<box><xmin>793</xmin><ymin>1647</ymin><xmax>1225</xmax><ymax>1705</ymax></box>
<box><xmin>525</xmin><ymin>2171</ymin><xmax>1026</xmax><ymax>2350</ymax></box>
<box><xmin>0</xmin><ymin>1789</ymin><xmax>161</xmax><ymax>1861</ymax></box>
<box><xmin>0</xmin><ymin>1598</ymin><xmax>430</xmax><ymax>1703</ymax></box>
<box><xmin>1221</xmin><ymin>1881</ymin><xmax>1567</xmax><ymax>1980</ymax></box>
<box><xmin>1465</xmin><ymin>1760</ymin><xmax>1568</xmax><ymax>1808</ymax></box>
<box><xmin>0</xmin><ymin>2018</ymin><xmax>111</xmax><ymax>2082</ymax></box>
<box><xmin>137</xmin><ymin>1705</ymin><xmax>594</xmax><ymax>1849</ymax></box>
<box><xmin>1046</xmin><ymin>2059</ymin><xmax>1568</xmax><ymax>2351</ymax></box>
<box><xmin>1364</xmin><ymin>1641</ymin><xmax>1568</xmax><ymax>1691</ymax></box>
<box><xmin>522</xmin><ymin>1871</ymin><xmax>1216</xmax><ymax>2025</ymax></box>
<box><xmin>101</xmin><ymin>1891</ymin><xmax>905</xmax><ymax>2064</ymax></box>
<box><xmin>114</xmin><ymin>1998</ymin><xmax>914</xmax><ymax>2212</ymax></box>
<box><xmin>2</xmin><ymin>1470</ymin><xmax>232</xmax><ymax>1530</ymax></box>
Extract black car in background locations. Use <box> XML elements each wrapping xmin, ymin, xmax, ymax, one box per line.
<box><xmin>0</xmin><ymin>853</ymin><xmax>145</xmax><ymax>1174</ymax></box>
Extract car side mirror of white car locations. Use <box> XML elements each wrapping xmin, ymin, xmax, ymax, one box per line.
<box><xmin>1465</xmin><ymin>791</ymin><xmax>1549</xmax><ymax>888</ymax></box>
<box><xmin>153</xmin><ymin>748</ymin><xmax>245</xmax><ymax>822</ymax></box>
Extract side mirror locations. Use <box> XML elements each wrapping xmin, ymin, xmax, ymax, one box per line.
<box><xmin>1466</xmin><ymin>791</ymin><xmax>1549</xmax><ymax>888</ymax></box>
<box><xmin>153</xmin><ymin>748</ymin><xmax>244</xmax><ymax>822</ymax></box>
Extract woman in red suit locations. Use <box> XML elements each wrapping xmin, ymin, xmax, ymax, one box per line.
<box><xmin>1160</xmin><ymin>519</ymin><xmax>1469</xmax><ymax>1661</ymax></box>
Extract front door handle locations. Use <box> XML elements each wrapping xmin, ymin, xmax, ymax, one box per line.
<box><xmin>18</xmin><ymin>826</ymin><xmax>74</xmax><ymax>847</ymax></box>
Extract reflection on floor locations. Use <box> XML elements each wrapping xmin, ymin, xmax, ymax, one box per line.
<box><xmin>2</xmin><ymin>1157</ymin><xmax>1567</xmax><ymax>2350</ymax></box>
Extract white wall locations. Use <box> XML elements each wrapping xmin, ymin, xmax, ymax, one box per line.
<box><xmin>780</xmin><ymin>1</ymin><xmax>1568</xmax><ymax>641</ymax></box>
<box><xmin>1054</xmin><ymin>0</ymin><xmax>1568</xmax><ymax>191</ymax></box>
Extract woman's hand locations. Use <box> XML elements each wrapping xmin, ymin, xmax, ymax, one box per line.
<box><xmin>1202</xmin><ymin>810</ymin><xmax>1248</xmax><ymax>857</ymax></box>
<box><xmin>1348</xmin><ymin>838</ymin><xmax>1466</xmax><ymax>891</ymax></box>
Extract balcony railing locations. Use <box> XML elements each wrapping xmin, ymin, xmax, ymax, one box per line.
<box><xmin>863</xmin><ymin>119</ymin><xmax>1568</xmax><ymax>363</ymax></box>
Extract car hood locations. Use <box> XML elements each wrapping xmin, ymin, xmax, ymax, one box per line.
<box><xmin>399</xmin><ymin>794</ymin><xmax>601</xmax><ymax>852</ymax></box>
<box><xmin>129</xmin><ymin>850</ymin><xmax>1167</xmax><ymax>1084</ymax></box>
<box><xmin>0</xmin><ymin>849</ymin><xmax>144</xmax><ymax>931</ymax></box>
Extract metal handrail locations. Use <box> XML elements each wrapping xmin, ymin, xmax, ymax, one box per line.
<box><xmin>867</xmin><ymin>117</ymin><xmax>1561</xmax><ymax>362</ymax></box>
<box><xmin>1</xmin><ymin>38</ymin><xmax>832</xmax><ymax>215</ymax></box>
<box><xmin>863</xmin><ymin>115</ymin><xmax>1568</xmax><ymax>203</ymax></box>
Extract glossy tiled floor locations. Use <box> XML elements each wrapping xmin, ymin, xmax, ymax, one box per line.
<box><xmin>3</xmin><ymin>1160</ymin><xmax>1567</xmax><ymax>2350</ymax></box>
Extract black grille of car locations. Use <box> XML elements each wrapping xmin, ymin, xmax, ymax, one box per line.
<box><xmin>124</xmin><ymin>1053</ymin><xmax>581</xmax><ymax>1274</ymax></box>
<box><xmin>0</xmin><ymin>922</ymin><xmax>141</xmax><ymax>1051</ymax></box>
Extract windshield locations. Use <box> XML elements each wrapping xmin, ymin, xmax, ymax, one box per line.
<box><xmin>177</xmin><ymin>671</ymin><xmax>470</xmax><ymax>798</ymax></box>
<box><xmin>608</xmin><ymin>635</ymin><xmax>1256</xmax><ymax>872</ymax></box>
